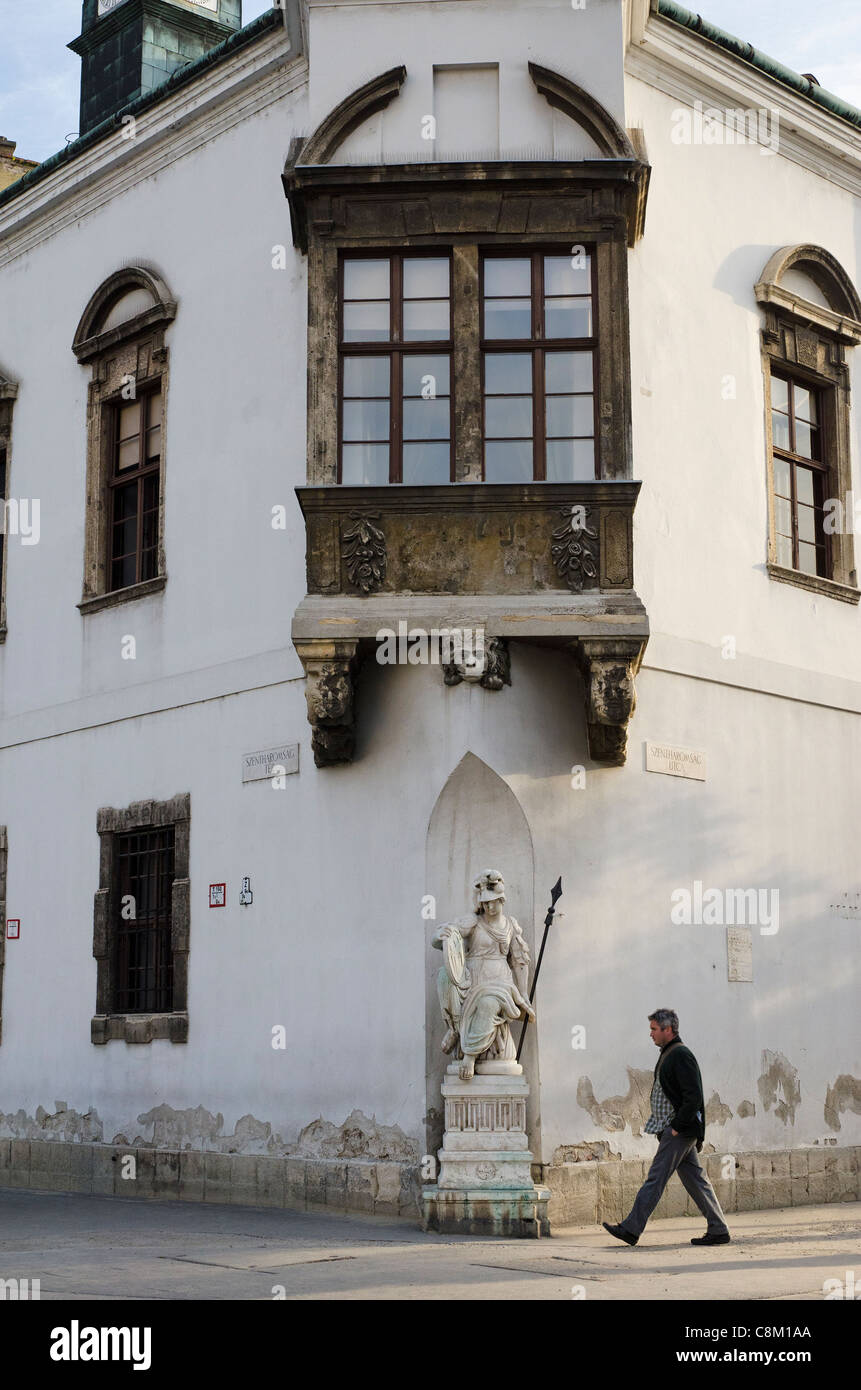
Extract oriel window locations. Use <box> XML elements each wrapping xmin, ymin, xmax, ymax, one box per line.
<box><xmin>108</xmin><ymin>387</ymin><xmax>162</xmax><ymax>591</ymax></box>
<box><xmin>770</xmin><ymin>374</ymin><xmax>830</xmax><ymax>578</ymax></box>
<box><xmin>482</xmin><ymin>251</ymin><xmax>597</xmax><ymax>483</ymax></box>
<box><xmin>339</xmin><ymin>254</ymin><xmax>453</xmax><ymax>484</ymax></box>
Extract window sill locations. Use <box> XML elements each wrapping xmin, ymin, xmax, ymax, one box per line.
<box><xmin>91</xmin><ymin>1012</ymin><xmax>188</xmax><ymax>1045</ymax></box>
<box><xmin>78</xmin><ymin>575</ymin><xmax>167</xmax><ymax>615</ymax></box>
<box><xmin>766</xmin><ymin>561</ymin><xmax>861</xmax><ymax>605</ymax></box>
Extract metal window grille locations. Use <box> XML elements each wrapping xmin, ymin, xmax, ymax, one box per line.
<box><xmin>114</xmin><ymin>826</ymin><xmax>175</xmax><ymax>1013</ymax></box>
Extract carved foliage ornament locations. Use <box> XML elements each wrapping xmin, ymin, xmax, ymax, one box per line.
<box><xmin>342</xmin><ymin>511</ymin><xmax>387</xmax><ymax>594</ymax></box>
<box><xmin>551</xmin><ymin>506</ymin><xmax>599</xmax><ymax>591</ymax></box>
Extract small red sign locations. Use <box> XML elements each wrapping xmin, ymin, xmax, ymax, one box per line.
<box><xmin>209</xmin><ymin>884</ymin><xmax>226</xmax><ymax>908</ymax></box>
<box><xmin>6</xmin><ymin>919</ymin><xmax>20</xmax><ymax>939</ymax></box>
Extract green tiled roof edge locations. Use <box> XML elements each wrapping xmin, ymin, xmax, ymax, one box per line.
<box><xmin>0</xmin><ymin>6</ymin><xmax>284</xmax><ymax>213</ymax></box>
<box><xmin>656</xmin><ymin>0</ymin><xmax>861</xmax><ymax>132</ymax></box>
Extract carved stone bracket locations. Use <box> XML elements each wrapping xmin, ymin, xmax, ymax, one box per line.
<box><xmin>574</xmin><ymin>638</ymin><xmax>644</xmax><ymax>766</ymax></box>
<box><xmin>294</xmin><ymin>639</ymin><xmax>360</xmax><ymax>767</ymax></box>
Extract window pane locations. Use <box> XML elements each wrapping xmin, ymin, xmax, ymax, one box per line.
<box><xmin>485</xmin><ymin>259</ymin><xmax>531</xmax><ymax>297</ymax></box>
<box><xmin>145</xmin><ymin>425</ymin><xmax>161</xmax><ymax>464</ymax></box>
<box><xmin>118</xmin><ymin>401</ymin><xmax>141</xmax><ymax>441</ymax></box>
<box><xmin>771</xmin><ymin>376</ymin><xmax>789</xmax><ymax>412</ymax></box>
<box><xmin>343</xmin><ymin>356</ymin><xmax>390</xmax><ymax>397</ymax></box>
<box><xmin>795</xmin><ymin>421</ymin><xmax>815</xmax><ymax>459</ymax></box>
<box><xmin>402</xmin><ymin>355</ymin><xmax>450</xmax><ymax>398</ymax></box>
<box><xmin>343</xmin><ymin>400</ymin><xmax>390</xmax><ymax>442</ymax></box>
<box><xmin>403</xmin><ymin>398</ymin><xmax>449</xmax><ymax>440</ymax></box>
<box><xmin>546</xmin><ymin>351</ymin><xmax>593</xmax><ymax>394</ymax></box>
<box><xmin>486</xmin><ymin>396</ymin><xmax>532</xmax><ymax>439</ymax></box>
<box><xmin>797</xmin><ymin>505</ymin><xmax>816</xmax><ymax>544</ymax></box>
<box><xmin>776</xmin><ymin>533</ymin><xmax>793</xmax><ymax>567</ymax></box>
<box><xmin>403</xmin><ymin>299</ymin><xmax>450</xmax><ymax>341</ymax></box>
<box><xmin>403</xmin><ymin>442</ymin><xmax>450</xmax><ymax>484</ymax></box>
<box><xmin>343</xmin><ymin>301</ymin><xmax>390</xmax><ymax>342</ymax></box>
<box><xmin>771</xmin><ymin>411</ymin><xmax>790</xmax><ymax>451</ymax></box>
<box><xmin>546</xmin><ymin>395</ymin><xmax>594</xmax><ymax>438</ymax></box>
<box><xmin>545</xmin><ymin>297</ymin><xmax>592</xmax><ymax>339</ymax></box>
<box><xmin>798</xmin><ymin>541</ymin><xmax>817</xmax><ymax>575</ymax></box>
<box><xmin>484</xmin><ymin>353</ymin><xmax>532</xmax><ymax>395</ymax></box>
<box><xmin>794</xmin><ymin>385</ymin><xmax>817</xmax><ymax>424</ymax></box>
<box><xmin>112</xmin><ymin>553</ymin><xmax>137</xmax><ymax>591</ymax></box>
<box><xmin>118</xmin><ymin>439</ymin><xmax>140</xmax><ymax>471</ymax></box>
<box><xmin>544</xmin><ymin>255</ymin><xmax>590</xmax><ymax>296</ymax></box>
<box><xmin>341</xmin><ymin>444</ymin><xmax>389</xmax><ymax>484</ymax></box>
<box><xmin>147</xmin><ymin>391</ymin><xmax>163</xmax><ymax>429</ymax></box>
<box><xmin>484</xmin><ymin>299</ymin><xmax>531</xmax><ymax>339</ymax></box>
<box><xmin>344</xmin><ymin>259</ymin><xmax>390</xmax><ymax>299</ymax></box>
<box><xmin>403</xmin><ymin>258</ymin><xmax>449</xmax><ymax>299</ymax></box>
<box><xmin>546</xmin><ymin>439</ymin><xmax>595</xmax><ymax>482</ymax></box>
<box><xmin>774</xmin><ymin>496</ymin><xmax>792</xmax><ymax>537</ymax></box>
<box><xmin>773</xmin><ymin>456</ymin><xmax>791</xmax><ymax>497</ymax></box>
<box><xmin>795</xmin><ymin>467</ymin><xmax>814</xmax><ymax>506</ymax></box>
<box><xmin>485</xmin><ymin>441</ymin><xmax>533</xmax><ymax>482</ymax></box>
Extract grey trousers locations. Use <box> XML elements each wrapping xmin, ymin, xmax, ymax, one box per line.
<box><xmin>622</xmin><ymin>1129</ymin><xmax>729</xmax><ymax>1237</ymax></box>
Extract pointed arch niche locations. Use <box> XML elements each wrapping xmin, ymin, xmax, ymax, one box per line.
<box><xmin>424</xmin><ymin>753</ymin><xmax>540</xmax><ymax>1159</ymax></box>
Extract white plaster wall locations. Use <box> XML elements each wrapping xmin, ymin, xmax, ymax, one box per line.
<box><xmin>0</xmin><ymin>4</ymin><xmax>858</xmax><ymax>1171</ymax></box>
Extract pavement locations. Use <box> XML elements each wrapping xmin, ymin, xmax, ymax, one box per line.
<box><xmin>0</xmin><ymin>1189</ymin><xmax>858</xmax><ymax>1300</ymax></box>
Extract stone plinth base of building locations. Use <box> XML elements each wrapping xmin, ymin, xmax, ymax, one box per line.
<box><xmin>423</xmin><ymin>1066</ymin><xmax>549</xmax><ymax>1235</ymax></box>
<box><xmin>422</xmin><ymin>1184</ymin><xmax>551</xmax><ymax>1237</ymax></box>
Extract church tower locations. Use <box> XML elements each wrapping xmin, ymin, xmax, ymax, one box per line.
<box><xmin>69</xmin><ymin>0</ymin><xmax>242</xmax><ymax>136</ymax></box>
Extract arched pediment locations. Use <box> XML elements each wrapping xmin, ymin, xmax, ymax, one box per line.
<box><xmin>73</xmin><ymin>265</ymin><xmax>177</xmax><ymax>363</ymax></box>
<box><xmin>755</xmin><ymin>244</ymin><xmax>861</xmax><ymax>343</ymax></box>
<box><xmin>293</xmin><ymin>66</ymin><xmax>407</xmax><ymax>167</ymax></box>
<box><xmin>528</xmin><ymin>63</ymin><xmax>638</xmax><ymax>160</ymax></box>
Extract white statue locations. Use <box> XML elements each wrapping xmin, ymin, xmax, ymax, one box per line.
<box><xmin>432</xmin><ymin>869</ymin><xmax>535</xmax><ymax>1081</ymax></box>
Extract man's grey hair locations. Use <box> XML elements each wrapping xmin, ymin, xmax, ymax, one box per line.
<box><xmin>649</xmin><ymin>1008</ymin><xmax>679</xmax><ymax>1035</ymax></box>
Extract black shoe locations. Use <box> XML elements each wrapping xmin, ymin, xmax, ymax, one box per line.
<box><xmin>603</xmin><ymin>1221</ymin><xmax>638</xmax><ymax>1246</ymax></box>
<box><xmin>691</xmin><ymin>1232</ymin><xmax>731</xmax><ymax>1245</ymax></box>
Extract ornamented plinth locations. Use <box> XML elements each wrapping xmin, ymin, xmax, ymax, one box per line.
<box><xmin>422</xmin><ymin>1070</ymin><xmax>550</xmax><ymax>1237</ymax></box>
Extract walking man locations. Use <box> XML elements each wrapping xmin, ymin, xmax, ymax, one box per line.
<box><xmin>603</xmin><ymin>1009</ymin><xmax>731</xmax><ymax>1246</ymax></box>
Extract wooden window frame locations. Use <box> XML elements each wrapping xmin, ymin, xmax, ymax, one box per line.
<box><xmin>337</xmin><ymin>249</ymin><xmax>455</xmax><ymax>484</ymax></box>
<box><xmin>770</xmin><ymin>372</ymin><xmax>831</xmax><ymax>579</ymax></box>
<box><xmin>92</xmin><ymin>794</ymin><xmax>190</xmax><ymax>1045</ymax></box>
<box><xmin>106</xmin><ymin>382</ymin><xmax>163</xmax><ymax>592</ymax></box>
<box><xmin>0</xmin><ymin>376</ymin><xmax>16</xmax><ymax>642</ymax></box>
<box><xmin>480</xmin><ymin>247</ymin><xmax>600</xmax><ymax>482</ymax></box>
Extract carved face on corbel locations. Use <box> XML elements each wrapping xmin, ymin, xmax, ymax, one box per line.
<box><xmin>591</xmin><ymin>661</ymin><xmax>636</xmax><ymax>727</ymax></box>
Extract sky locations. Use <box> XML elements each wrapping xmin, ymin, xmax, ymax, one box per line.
<box><xmin>0</xmin><ymin>0</ymin><xmax>859</xmax><ymax>164</ymax></box>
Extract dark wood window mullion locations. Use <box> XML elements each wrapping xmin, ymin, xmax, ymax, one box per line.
<box><xmin>391</xmin><ymin>352</ymin><xmax>402</xmax><ymax>484</ymax></box>
<box><xmin>135</xmin><ymin>405</ymin><xmax>145</xmax><ymax>586</ymax></box>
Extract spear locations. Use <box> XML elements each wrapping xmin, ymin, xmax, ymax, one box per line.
<box><xmin>516</xmin><ymin>876</ymin><xmax>562</xmax><ymax>1062</ymax></box>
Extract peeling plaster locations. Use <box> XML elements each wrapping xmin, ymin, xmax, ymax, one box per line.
<box><xmin>824</xmin><ymin>1075</ymin><xmax>861</xmax><ymax>1132</ymax></box>
<box><xmin>552</xmin><ymin>1140</ymin><xmax>620</xmax><ymax>1163</ymax></box>
<box><xmin>0</xmin><ymin>1104</ymin><xmax>103</xmax><ymax>1142</ymax></box>
<box><xmin>737</xmin><ymin>1099</ymin><xmax>756</xmax><ymax>1118</ymax></box>
<box><xmin>295</xmin><ymin>1109</ymin><xmax>420</xmax><ymax>1161</ymax></box>
<box><xmin>705</xmin><ymin>1092</ymin><xmax>732</xmax><ymax>1126</ymax></box>
<box><xmin>576</xmin><ymin>1069</ymin><xmax>653</xmax><ymax>1135</ymax></box>
<box><xmin>757</xmin><ymin>1050</ymin><xmax>801</xmax><ymax>1124</ymax></box>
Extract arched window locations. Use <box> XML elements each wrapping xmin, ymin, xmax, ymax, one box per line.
<box><xmin>72</xmin><ymin>267</ymin><xmax>177</xmax><ymax>611</ymax></box>
<box><xmin>756</xmin><ymin>245</ymin><xmax>861</xmax><ymax>602</ymax></box>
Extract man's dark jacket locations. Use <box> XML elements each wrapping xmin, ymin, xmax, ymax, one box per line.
<box><xmin>655</xmin><ymin>1037</ymin><xmax>706</xmax><ymax>1150</ymax></box>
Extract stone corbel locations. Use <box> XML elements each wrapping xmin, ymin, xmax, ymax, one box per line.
<box><xmin>294</xmin><ymin>639</ymin><xmax>360</xmax><ymax>767</ymax></box>
<box><xmin>574</xmin><ymin>638</ymin><xmax>644</xmax><ymax>766</ymax></box>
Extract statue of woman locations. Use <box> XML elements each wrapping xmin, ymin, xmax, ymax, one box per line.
<box><xmin>432</xmin><ymin>869</ymin><xmax>535</xmax><ymax>1081</ymax></box>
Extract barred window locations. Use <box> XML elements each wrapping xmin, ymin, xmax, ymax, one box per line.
<box><xmin>114</xmin><ymin>825</ymin><xmax>175</xmax><ymax>1013</ymax></box>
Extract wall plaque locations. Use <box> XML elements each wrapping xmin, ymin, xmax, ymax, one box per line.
<box><xmin>242</xmin><ymin>743</ymin><xmax>299</xmax><ymax>783</ymax></box>
<box><xmin>727</xmin><ymin>926</ymin><xmax>753</xmax><ymax>982</ymax></box>
<box><xmin>645</xmin><ymin>741</ymin><xmax>706</xmax><ymax>781</ymax></box>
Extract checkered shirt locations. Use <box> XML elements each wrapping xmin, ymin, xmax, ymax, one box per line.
<box><xmin>644</xmin><ymin>1075</ymin><xmax>675</xmax><ymax>1135</ymax></box>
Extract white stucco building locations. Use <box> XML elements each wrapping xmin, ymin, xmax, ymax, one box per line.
<box><xmin>0</xmin><ymin>0</ymin><xmax>858</xmax><ymax>1227</ymax></box>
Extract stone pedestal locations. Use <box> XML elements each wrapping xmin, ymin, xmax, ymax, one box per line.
<box><xmin>422</xmin><ymin>1069</ymin><xmax>550</xmax><ymax>1237</ymax></box>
